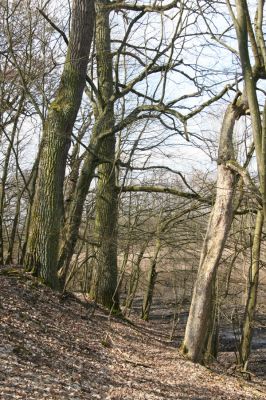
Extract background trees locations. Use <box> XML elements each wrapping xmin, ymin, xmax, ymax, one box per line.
<box><xmin>0</xmin><ymin>0</ymin><xmax>265</xmax><ymax>371</ymax></box>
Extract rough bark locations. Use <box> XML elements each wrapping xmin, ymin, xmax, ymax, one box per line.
<box><xmin>203</xmin><ymin>274</ymin><xmax>219</xmax><ymax>362</ymax></box>
<box><xmin>57</xmin><ymin>0</ymin><xmax>117</xmax><ymax>289</ymax></box>
<box><xmin>57</xmin><ymin>131</ymin><xmax>99</xmax><ymax>279</ymax></box>
<box><xmin>239</xmin><ymin>209</ymin><xmax>263</xmax><ymax>369</ymax></box>
<box><xmin>24</xmin><ymin>0</ymin><xmax>95</xmax><ymax>288</ymax></box>
<box><xmin>63</xmin><ymin>126</ymin><xmax>87</xmax><ymax>220</ymax></box>
<box><xmin>89</xmin><ymin>0</ymin><xmax>119</xmax><ymax>310</ymax></box>
<box><xmin>234</xmin><ymin>0</ymin><xmax>266</xmax><ymax>216</ymax></box>
<box><xmin>181</xmin><ymin>102</ymin><xmax>241</xmax><ymax>363</ymax></box>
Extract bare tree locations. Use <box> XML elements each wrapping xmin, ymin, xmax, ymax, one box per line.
<box><xmin>24</xmin><ymin>0</ymin><xmax>95</xmax><ymax>288</ymax></box>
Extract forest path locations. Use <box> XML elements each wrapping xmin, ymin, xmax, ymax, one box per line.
<box><xmin>0</xmin><ymin>269</ymin><xmax>265</xmax><ymax>399</ymax></box>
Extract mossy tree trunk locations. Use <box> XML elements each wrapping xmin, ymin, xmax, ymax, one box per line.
<box><xmin>57</xmin><ymin>0</ymin><xmax>118</xmax><ymax>292</ymax></box>
<box><xmin>181</xmin><ymin>100</ymin><xmax>245</xmax><ymax>363</ymax></box>
<box><xmin>89</xmin><ymin>0</ymin><xmax>119</xmax><ymax>310</ymax></box>
<box><xmin>24</xmin><ymin>0</ymin><xmax>95</xmax><ymax>288</ymax></box>
<box><xmin>233</xmin><ymin>0</ymin><xmax>266</xmax><ymax>216</ymax></box>
<box><xmin>237</xmin><ymin>95</ymin><xmax>266</xmax><ymax>366</ymax></box>
<box><xmin>239</xmin><ymin>209</ymin><xmax>263</xmax><ymax>369</ymax></box>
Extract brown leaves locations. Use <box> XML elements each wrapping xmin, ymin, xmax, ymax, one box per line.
<box><xmin>0</xmin><ymin>272</ymin><xmax>265</xmax><ymax>399</ymax></box>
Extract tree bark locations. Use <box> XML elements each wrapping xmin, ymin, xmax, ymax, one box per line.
<box><xmin>88</xmin><ymin>0</ymin><xmax>119</xmax><ymax>310</ymax></box>
<box><xmin>24</xmin><ymin>0</ymin><xmax>95</xmax><ymax>288</ymax></box>
<box><xmin>141</xmin><ymin>239</ymin><xmax>160</xmax><ymax>321</ymax></box>
<box><xmin>124</xmin><ymin>243</ymin><xmax>147</xmax><ymax>316</ymax></box>
<box><xmin>239</xmin><ymin>209</ymin><xmax>263</xmax><ymax>369</ymax></box>
<box><xmin>234</xmin><ymin>0</ymin><xmax>266</xmax><ymax>216</ymax></box>
<box><xmin>0</xmin><ymin>97</ymin><xmax>23</xmax><ymax>264</ymax></box>
<box><xmin>181</xmin><ymin>102</ymin><xmax>242</xmax><ymax>363</ymax></box>
<box><xmin>57</xmin><ymin>0</ymin><xmax>117</xmax><ymax>291</ymax></box>
<box><xmin>203</xmin><ymin>273</ymin><xmax>219</xmax><ymax>362</ymax></box>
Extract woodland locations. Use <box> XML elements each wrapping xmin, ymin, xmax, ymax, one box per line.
<box><xmin>0</xmin><ymin>0</ymin><xmax>266</xmax><ymax>398</ymax></box>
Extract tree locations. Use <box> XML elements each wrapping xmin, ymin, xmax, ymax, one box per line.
<box><xmin>181</xmin><ymin>94</ymin><xmax>247</xmax><ymax>362</ymax></box>
<box><xmin>230</xmin><ymin>0</ymin><xmax>266</xmax><ymax>217</ymax></box>
<box><xmin>239</xmin><ymin>209</ymin><xmax>263</xmax><ymax>369</ymax></box>
<box><xmin>57</xmin><ymin>0</ymin><xmax>204</xmax><ymax>302</ymax></box>
<box><xmin>87</xmin><ymin>0</ymin><xmax>119</xmax><ymax>310</ymax></box>
<box><xmin>24</xmin><ymin>0</ymin><xmax>95</xmax><ymax>288</ymax></box>
<box><xmin>180</xmin><ymin>0</ymin><xmax>266</xmax><ymax>364</ymax></box>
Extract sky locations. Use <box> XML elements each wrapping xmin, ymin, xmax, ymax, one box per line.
<box><xmin>0</xmin><ymin>0</ymin><xmax>262</xmax><ymax>188</ymax></box>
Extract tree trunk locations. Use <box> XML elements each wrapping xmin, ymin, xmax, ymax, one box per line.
<box><xmin>141</xmin><ymin>239</ymin><xmax>160</xmax><ymax>321</ymax></box>
<box><xmin>234</xmin><ymin>0</ymin><xmax>266</xmax><ymax>217</ymax></box>
<box><xmin>19</xmin><ymin>154</ymin><xmax>40</xmax><ymax>265</ymax></box>
<box><xmin>0</xmin><ymin>132</ymin><xmax>15</xmax><ymax>264</ymax></box>
<box><xmin>181</xmin><ymin>102</ymin><xmax>242</xmax><ymax>363</ymax></box>
<box><xmin>63</xmin><ymin>121</ymin><xmax>88</xmax><ymax>218</ymax></box>
<box><xmin>124</xmin><ymin>243</ymin><xmax>147</xmax><ymax>316</ymax></box>
<box><xmin>57</xmin><ymin>0</ymin><xmax>118</xmax><ymax>290</ymax></box>
<box><xmin>0</xmin><ymin>98</ymin><xmax>23</xmax><ymax>264</ymax></box>
<box><xmin>89</xmin><ymin>0</ymin><xmax>119</xmax><ymax>310</ymax></box>
<box><xmin>239</xmin><ymin>209</ymin><xmax>263</xmax><ymax>369</ymax></box>
<box><xmin>24</xmin><ymin>0</ymin><xmax>95</xmax><ymax>288</ymax></box>
<box><xmin>203</xmin><ymin>273</ymin><xmax>219</xmax><ymax>362</ymax></box>
<box><xmin>5</xmin><ymin>192</ymin><xmax>21</xmax><ymax>264</ymax></box>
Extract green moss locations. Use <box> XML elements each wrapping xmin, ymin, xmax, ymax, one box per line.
<box><xmin>110</xmin><ymin>306</ymin><xmax>122</xmax><ymax>316</ymax></box>
<box><xmin>180</xmin><ymin>343</ymin><xmax>188</xmax><ymax>354</ymax></box>
<box><xmin>0</xmin><ymin>267</ymin><xmax>22</xmax><ymax>276</ymax></box>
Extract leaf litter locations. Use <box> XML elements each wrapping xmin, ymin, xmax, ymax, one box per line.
<box><xmin>0</xmin><ymin>268</ymin><xmax>265</xmax><ymax>399</ymax></box>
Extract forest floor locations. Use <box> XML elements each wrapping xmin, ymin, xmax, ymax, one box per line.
<box><xmin>0</xmin><ymin>268</ymin><xmax>265</xmax><ymax>400</ymax></box>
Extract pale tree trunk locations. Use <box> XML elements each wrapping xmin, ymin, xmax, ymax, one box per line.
<box><xmin>181</xmin><ymin>101</ymin><xmax>244</xmax><ymax>363</ymax></box>
<box><xmin>239</xmin><ymin>209</ymin><xmax>263</xmax><ymax>369</ymax></box>
<box><xmin>24</xmin><ymin>0</ymin><xmax>95</xmax><ymax>288</ymax></box>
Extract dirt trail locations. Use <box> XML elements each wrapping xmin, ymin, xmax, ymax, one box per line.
<box><xmin>0</xmin><ymin>270</ymin><xmax>265</xmax><ymax>399</ymax></box>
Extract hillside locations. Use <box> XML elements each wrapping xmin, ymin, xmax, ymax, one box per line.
<box><xmin>0</xmin><ymin>268</ymin><xmax>265</xmax><ymax>400</ymax></box>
